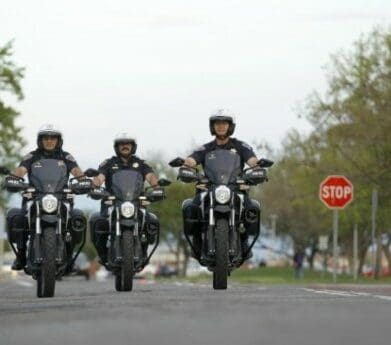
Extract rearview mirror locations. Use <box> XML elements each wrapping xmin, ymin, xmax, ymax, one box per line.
<box><xmin>169</xmin><ymin>157</ymin><xmax>185</xmax><ymax>168</ymax></box>
<box><xmin>84</xmin><ymin>168</ymin><xmax>100</xmax><ymax>177</ymax></box>
<box><xmin>258</xmin><ymin>158</ymin><xmax>274</xmax><ymax>168</ymax></box>
<box><xmin>158</xmin><ymin>178</ymin><xmax>171</xmax><ymax>187</ymax></box>
<box><xmin>0</xmin><ymin>166</ymin><xmax>10</xmax><ymax>175</ymax></box>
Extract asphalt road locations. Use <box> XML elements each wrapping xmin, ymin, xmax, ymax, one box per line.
<box><xmin>0</xmin><ymin>275</ymin><xmax>390</xmax><ymax>345</ymax></box>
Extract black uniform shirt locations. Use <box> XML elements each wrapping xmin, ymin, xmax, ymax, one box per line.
<box><xmin>189</xmin><ymin>138</ymin><xmax>256</xmax><ymax>170</ymax></box>
<box><xmin>19</xmin><ymin>149</ymin><xmax>79</xmax><ymax>181</ymax></box>
<box><xmin>98</xmin><ymin>155</ymin><xmax>154</xmax><ymax>192</ymax></box>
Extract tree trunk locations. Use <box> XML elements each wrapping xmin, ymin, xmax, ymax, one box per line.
<box><xmin>381</xmin><ymin>241</ymin><xmax>391</xmax><ymax>271</ymax></box>
<box><xmin>358</xmin><ymin>234</ymin><xmax>370</xmax><ymax>275</ymax></box>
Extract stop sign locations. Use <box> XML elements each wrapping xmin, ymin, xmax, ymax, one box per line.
<box><xmin>319</xmin><ymin>175</ymin><xmax>354</xmax><ymax>209</ymax></box>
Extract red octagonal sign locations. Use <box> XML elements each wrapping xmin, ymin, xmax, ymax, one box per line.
<box><xmin>319</xmin><ymin>175</ymin><xmax>354</xmax><ymax>210</ymax></box>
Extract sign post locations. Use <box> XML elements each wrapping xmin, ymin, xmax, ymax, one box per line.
<box><xmin>319</xmin><ymin>175</ymin><xmax>354</xmax><ymax>283</ymax></box>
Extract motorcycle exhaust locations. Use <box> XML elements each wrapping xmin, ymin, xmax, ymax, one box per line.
<box><xmin>71</xmin><ymin>215</ymin><xmax>87</xmax><ymax>244</ymax></box>
<box><xmin>244</xmin><ymin>209</ymin><xmax>258</xmax><ymax>223</ymax></box>
<box><xmin>71</xmin><ymin>215</ymin><xmax>87</xmax><ymax>231</ymax></box>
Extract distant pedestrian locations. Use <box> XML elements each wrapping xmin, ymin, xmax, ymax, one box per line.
<box><xmin>293</xmin><ymin>248</ymin><xmax>306</xmax><ymax>279</ymax></box>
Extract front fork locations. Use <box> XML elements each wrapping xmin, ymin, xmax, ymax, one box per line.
<box><xmin>33</xmin><ymin>201</ymin><xmax>43</xmax><ymax>263</ymax></box>
<box><xmin>206</xmin><ymin>193</ymin><xmax>243</xmax><ymax>260</ymax></box>
<box><xmin>207</xmin><ymin>192</ymin><xmax>215</xmax><ymax>255</ymax></box>
<box><xmin>113</xmin><ymin>207</ymin><xmax>141</xmax><ymax>263</ymax></box>
<box><xmin>113</xmin><ymin>207</ymin><xmax>122</xmax><ymax>262</ymax></box>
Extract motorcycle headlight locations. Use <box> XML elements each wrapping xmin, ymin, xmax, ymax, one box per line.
<box><xmin>42</xmin><ymin>194</ymin><xmax>58</xmax><ymax>213</ymax></box>
<box><xmin>215</xmin><ymin>185</ymin><xmax>231</xmax><ymax>204</ymax></box>
<box><xmin>121</xmin><ymin>201</ymin><xmax>135</xmax><ymax>218</ymax></box>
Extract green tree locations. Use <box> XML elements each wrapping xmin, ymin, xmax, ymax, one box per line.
<box><xmin>148</xmin><ymin>156</ymin><xmax>194</xmax><ymax>276</ymax></box>
<box><xmin>258</xmin><ymin>27</ymin><xmax>391</xmax><ymax>273</ymax></box>
<box><xmin>0</xmin><ymin>41</ymin><xmax>26</xmax><ymax>208</ymax></box>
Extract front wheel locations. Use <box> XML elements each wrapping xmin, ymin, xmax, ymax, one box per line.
<box><xmin>37</xmin><ymin>228</ymin><xmax>57</xmax><ymax>298</ymax></box>
<box><xmin>213</xmin><ymin>218</ymin><xmax>229</xmax><ymax>290</ymax></box>
<box><xmin>115</xmin><ymin>230</ymin><xmax>134</xmax><ymax>292</ymax></box>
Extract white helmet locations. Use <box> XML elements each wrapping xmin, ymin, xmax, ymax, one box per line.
<box><xmin>209</xmin><ymin>109</ymin><xmax>236</xmax><ymax>136</ymax></box>
<box><xmin>37</xmin><ymin>124</ymin><xmax>63</xmax><ymax>150</ymax></box>
<box><xmin>113</xmin><ymin>132</ymin><xmax>137</xmax><ymax>155</ymax></box>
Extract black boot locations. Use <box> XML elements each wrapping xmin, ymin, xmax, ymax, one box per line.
<box><xmin>11</xmin><ymin>254</ymin><xmax>26</xmax><ymax>270</ymax></box>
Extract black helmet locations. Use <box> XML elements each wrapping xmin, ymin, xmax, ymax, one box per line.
<box><xmin>114</xmin><ymin>133</ymin><xmax>137</xmax><ymax>156</ymax></box>
<box><xmin>37</xmin><ymin>124</ymin><xmax>63</xmax><ymax>150</ymax></box>
<box><xmin>209</xmin><ymin>109</ymin><xmax>236</xmax><ymax>136</ymax></box>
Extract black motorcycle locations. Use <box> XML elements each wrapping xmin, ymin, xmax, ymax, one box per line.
<box><xmin>0</xmin><ymin>160</ymin><xmax>92</xmax><ymax>298</ymax></box>
<box><xmin>169</xmin><ymin>151</ymin><xmax>273</xmax><ymax>290</ymax></box>
<box><xmin>87</xmin><ymin>169</ymin><xmax>170</xmax><ymax>292</ymax></box>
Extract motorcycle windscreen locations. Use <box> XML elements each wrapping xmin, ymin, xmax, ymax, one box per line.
<box><xmin>204</xmin><ymin>149</ymin><xmax>241</xmax><ymax>185</ymax></box>
<box><xmin>30</xmin><ymin>159</ymin><xmax>68</xmax><ymax>193</ymax></box>
<box><xmin>111</xmin><ymin>170</ymin><xmax>144</xmax><ymax>201</ymax></box>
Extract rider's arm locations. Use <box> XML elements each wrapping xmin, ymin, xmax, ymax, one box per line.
<box><xmin>185</xmin><ymin>145</ymin><xmax>206</xmax><ymax>167</ymax></box>
<box><xmin>93</xmin><ymin>174</ymin><xmax>105</xmax><ymax>187</ymax></box>
<box><xmin>65</xmin><ymin>153</ymin><xmax>84</xmax><ymax>178</ymax></box>
<box><xmin>146</xmin><ymin>172</ymin><xmax>159</xmax><ymax>188</ymax></box>
<box><xmin>184</xmin><ymin>157</ymin><xmax>197</xmax><ymax>168</ymax></box>
<box><xmin>70</xmin><ymin>167</ymin><xmax>84</xmax><ymax>178</ymax></box>
<box><xmin>247</xmin><ymin>157</ymin><xmax>259</xmax><ymax>168</ymax></box>
<box><xmin>239</xmin><ymin>141</ymin><xmax>258</xmax><ymax>168</ymax></box>
<box><xmin>12</xmin><ymin>166</ymin><xmax>27</xmax><ymax>178</ymax></box>
<box><xmin>93</xmin><ymin>159</ymin><xmax>110</xmax><ymax>187</ymax></box>
<box><xmin>142</xmin><ymin>161</ymin><xmax>159</xmax><ymax>187</ymax></box>
<box><xmin>14</xmin><ymin>152</ymin><xmax>33</xmax><ymax>177</ymax></box>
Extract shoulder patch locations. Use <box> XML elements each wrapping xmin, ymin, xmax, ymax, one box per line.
<box><xmin>22</xmin><ymin>153</ymin><xmax>33</xmax><ymax>161</ymax></box>
<box><xmin>65</xmin><ymin>154</ymin><xmax>76</xmax><ymax>162</ymax></box>
<box><xmin>195</xmin><ymin>145</ymin><xmax>206</xmax><ymax>152</ymax></box>
<box><xmin>241</xmin><ymin>141</ymin><xmax>253</xmax><ymax>151</ymax></box>
<box><xmin>99</xmin><ymin>159</ymin><xmax>109</xmax><ymax>168</ymax></box>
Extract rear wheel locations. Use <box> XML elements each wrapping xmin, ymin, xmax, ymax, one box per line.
<box><xmin>37</xmin><ymin>228</ymin><xmax>57</xmax><ymax>298</ymax></box>
<box><xmin>213</xmin><ymin>218</ymin><xmax>229</xmax><ymax>290</ymax></box>
<box><xmin>115</xmin><ymin>230</ymin><xmax>134</xmax><ymax>292</ymax></box>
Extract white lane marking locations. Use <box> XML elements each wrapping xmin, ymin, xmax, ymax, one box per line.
<box><xmin>302</xmin><ymin>288</ymin><xmax>358</xmax><ymax>297</ymax></box>
<box><xmin>302</xmin><ymin>288</ymin><xmax>391</xmax><ymax>301</ymax></box>
<box><xmin>373</xmin><ymin>295</ymin><xmax>391</xmax><ymax>301</ymax></box>
<box><xmin>348</xmin><ymin>291</ymin><xmax>371</xmax><ymax>297</ymax></box>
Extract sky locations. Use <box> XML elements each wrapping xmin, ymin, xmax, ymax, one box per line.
<box><xmin>1</xmin><ymin>0</ymin><xmax>391</xmax><ymax>172</ymax></box>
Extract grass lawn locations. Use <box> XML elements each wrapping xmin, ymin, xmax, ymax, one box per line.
<box><xmin>185</xmin><ymin>266</ymin><xmax>391</xmax><ymax>285</ymax></box>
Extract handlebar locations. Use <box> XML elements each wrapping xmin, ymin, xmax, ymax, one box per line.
<box><xmin>172</xmin><ymin>158</ymin><xmax>271</xmax><ymax>186</ymax></box>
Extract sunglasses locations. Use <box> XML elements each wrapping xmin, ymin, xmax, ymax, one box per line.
<box><xmin>42</xmin><ymin>135</ymin><xmax>59</xmax><ymax>140</ymax></box>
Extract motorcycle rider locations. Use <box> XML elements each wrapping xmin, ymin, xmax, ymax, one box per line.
<box><xmin>90</xmin><ymin>133</ymin><xmax>160</xmax><ymax>264</ymax></box>
<box><xmin>183</xmin><ymin>109</ymin><xmax>261</xmax><ymax>259</ymax></box>
<box><xmin>6</xmin><ymin>124</ymin><xmax>86</xmax><ymax>270</ymax></box>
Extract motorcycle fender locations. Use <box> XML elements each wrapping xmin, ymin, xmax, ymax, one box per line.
<box><xmin>214</xmin><ymin>205</ymin><xmax>231</xmax><ymax>213</ymax></box>
<box><xmin>120</xmin><ymin>219</ymin><xmax>136</xmax><ymax>228</ymax></box>
<box><xmin>41</xmin><ymin>215</ymin><xmax>58</xmax><ymax>224</ymax></box>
